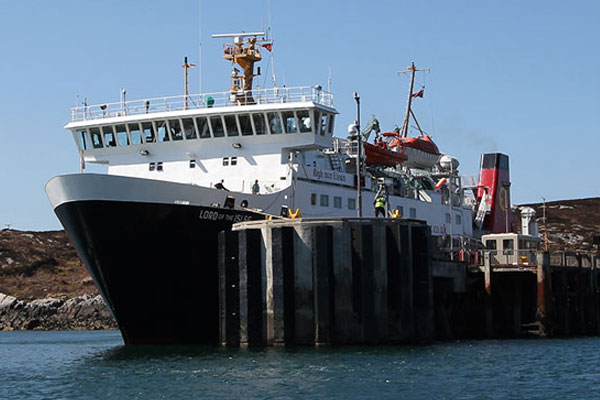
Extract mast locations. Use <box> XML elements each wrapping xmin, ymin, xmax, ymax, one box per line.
<box><xmin>212</xmin><ymin>32</ymin><xmax>272</xmax><ymax>105</ymax></box>
<box><xmin>182</xmin><ymin>56</ymin><xmax>196</xmax><ymax>109</ymax></box>
<box><xmin>398</xmin><ymin>62</ymin><xmax>430</xmax><ymax>138</ymax></box>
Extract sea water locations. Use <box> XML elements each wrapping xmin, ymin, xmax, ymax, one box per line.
<box><xmin>1</xmin><ymin>330</ymin><xmax>599</xmax><ymax>399</ymax></box>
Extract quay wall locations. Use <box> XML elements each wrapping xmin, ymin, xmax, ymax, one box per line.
<box><xmin>219</xmin><ymin>218</ymin><xmax>600</xmax><ymax>346</ymax></box>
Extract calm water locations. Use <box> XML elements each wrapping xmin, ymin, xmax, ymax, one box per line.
<box><xmin>1</xmin><ymin>331</ymin><xmax>599</xmax><ymax>399</ymax></box>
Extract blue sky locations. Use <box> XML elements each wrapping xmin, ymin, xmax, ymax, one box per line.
<box><xmin>1</xmin><ymin>0</ymin><xmax>598</xmax><ymax>231</ymax></box>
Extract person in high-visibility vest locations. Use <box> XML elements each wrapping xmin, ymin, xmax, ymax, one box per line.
<box><xmin>374</xmin><ymin>195</ymin><xmax>386</xmax><ymax>217</ymax></box>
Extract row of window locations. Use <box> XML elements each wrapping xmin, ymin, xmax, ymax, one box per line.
<box><xmin>76</xmin><ymin>109</ymin><xmax>335</xmax><ymax>150</ymax></box>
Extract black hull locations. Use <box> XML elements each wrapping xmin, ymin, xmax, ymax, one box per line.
<box><xmin>55</xmin><ymin>200</ymin><xmax>260</xmax><ymax>344</ymax></box>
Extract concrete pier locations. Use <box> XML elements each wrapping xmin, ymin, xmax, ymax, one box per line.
<box><xmin>218</xmin><ymin>218</ymin><xmax>434</xmax><ymax>346</ymax></box>
<box><xmin>218</xmin><ymin>218</ymin><xmax>600</xmax><ymax>346</ymax></box>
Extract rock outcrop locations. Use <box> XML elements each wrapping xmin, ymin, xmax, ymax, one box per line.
<box><xmin>0</xmin><ymin>292</ymin><xmax>117</xmax><ymax>331</ymax></box>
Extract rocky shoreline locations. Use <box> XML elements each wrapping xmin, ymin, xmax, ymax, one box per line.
<box><xmin>0</xmin><ymin>292</ymin><xmax>117</xmax><ymax>331</ymax></box>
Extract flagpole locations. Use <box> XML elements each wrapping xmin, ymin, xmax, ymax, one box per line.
<box><xmin>398</xmin><ymin>62</ymin><xmax>430</xmax><ymax>138</ymax></box>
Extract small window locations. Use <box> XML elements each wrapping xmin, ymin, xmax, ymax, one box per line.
<box><xmin>189</xmin><ymin>159</ymin><xmax>196</xmax><ymax>168</ymax></box>
<box><xmin>445</xmin><ymin>213</ymin><xmax>451</xmax><ymax>224</ymax></box>
<box><xmin>182</xmin><ymin>118</ymin><xmax>197</xmax><ymax>140</ymax></box>
<box><xmin>239</xmin><ymin>114</ymin><xmax>253</xmax><ymax>136</ymax></box>
<box><xmin>224</xmin><ymin>115</ymin><xmax>239</xmax><ymax>136</ymax></box>
<box><xmin>267</xmin><ymin>112</ymin><xmax>282</xmax><ymax>134</ymax></box>
<box><xmin>409</xmin><ymin>208</ymin><xmax>416</xmax><ymax>218</ymax></box>
<box><xmin>155</xmin><ymin>121</ymin><xmax>170</xmax><ymax>142</ymax></box>
<box><xmin>168</xmin><ymin>120</ymin><xmax>183</xmax><ymax>141</ymax></box>
<box><xmin>196</xmin><ymin>116</ymin><xmax>210</xmax><ymax>138</ymax></box>
<box><xmin>210</xmin><ymin>115</ymin><xmax>225</xmax><ymax>137</ymax></box>
<box><xmin>231</xmin><ymin>156</ymin><xmax>237</xmax><ymax>166</ymax></box>
<box><xmin>297</xmin><ymin>110</ymin><xmax>311</xmax><ymax>133</ymax></box>
<box><xmin>334</xmin><ymin>196</ymin><xmax>342</xmax><ymax>209</ymax></box>
<box><xmin>253</xmin><ymin>114</ymin><xmax>266</xmax><ymax>135</ymax></box>
<box><xmin>348</xmin><ymin>198</ymin><xmax>356</xmax><ymax>210</ymax></box>
<box><xmin>115</xmin><ymin>124</ymin><xmax>129</xmax><ymax>146</ymax></box>
<box><xmin>128</xmin><ymin>123</ymin><xmax>143</xmax><ymax>145</ymax></box>
<box><xmin>503</xmin><ymin>239</ymin><xmax>514</xmax><ymax>250</ymax></box>
<box><xmin>320</xmin><ymin>114</ymin><xmax>328</xmax><ymax>136</ymax></box>
<box><xmin>311</xmin><ymin>193</ymin><xmax>317</xmax><ymax>206</ymax></box>
<box><xmin>485</xmin><ymin>240</ymin><xmax>497</xmax><ymax>250</ymax></box>
<box><xmin>156</xmin><ymin>161</ymin><xmax>163</xmax><ymax>171</ymax></box>
<box><xmin>282</xmin><ymin>111</ymin><xmax>297</xmax><ymax>134</ymax></box>
<box><xmin>102</xmin><ymin>126</ymin><xmax>116</xmax><ymax>147</ymax></box>
<box><xmin>320</xmin><ymin>194</ymin><xmax>329</xmax><ymax>207</ymax></box>
<box><xmin>456</xmin><ymin>214</ymin><xmax>462</xmax><ymax>225</ymax></box>
<box><xmin>141</xmin><ymin>122</ymin><xmax>155</xmax><ymax>143</ymax></box>
<box><xmin>149</xmin><ymin>162</ymin><xmax>155</xmax><ymax>171</ymax></box>
<box><xmin>77</xmin><ymin>130</ymin><xmax>87</xmax><ymax>150</ymax></box>
<box><xmin>222</xmin><ymin>157</ymin><xmax>229</xmax><ymax>166</ymax></box>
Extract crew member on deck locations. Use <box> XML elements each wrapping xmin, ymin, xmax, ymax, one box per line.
<box><xmin>374</xmin><ymin>195</ymin><xmax>386</xmax><ymax>217</ymax></box>
<box><xmin>215</xmin><ymin>179</ymin><xmax>228</xmax><ymax>191</ymax></box>
<box><xmin>251</xmin><ymin>179</ymin><xmax>260</xmax><ymax>195</ymax></box>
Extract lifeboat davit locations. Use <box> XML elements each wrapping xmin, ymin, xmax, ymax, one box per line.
<box><xmin>363</xmin><ymin>141</ymin><xmax>407</xmax><ymax>167</ymax></box>
<box><xmin>383</xmin><ymin>133</ymin><xmax>441</xmax><ymax>169</ymax></box>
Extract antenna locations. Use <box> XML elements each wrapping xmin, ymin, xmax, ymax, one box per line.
<box><xmin>182</xmin><ymin>56</ymin><xmax>196</xmax><ymax>109</ymax></box>
<box><xmin>328</xmin><ymin>66</ymin><xmax>332</xmax><ymax>93</ymax></box>
<box><xmin>198</xmin><ymin>0</ymin><xmax>203</xmax><ymax>94</ymax></box>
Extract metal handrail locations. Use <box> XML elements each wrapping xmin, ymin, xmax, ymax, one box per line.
<box><xmin>70</xmin><ymin>86</ymin><xmax>334</xmax><ymax>122</ymax></box>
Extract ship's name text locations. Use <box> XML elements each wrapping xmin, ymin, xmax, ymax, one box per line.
<box><xmin>199</xmin><ymin>210</ymin><xmax>252</xmax><ymax>222</ymax></box>
<box><xmin>312</xmin><ymin>168</ymin><xmax>350</xmax><ymax>185</ymax></box>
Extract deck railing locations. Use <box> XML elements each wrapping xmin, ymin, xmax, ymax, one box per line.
<box><xmin>70</xmin><ymin>86</ymin><xmax>334</xmax><ymax>122</ymax></box>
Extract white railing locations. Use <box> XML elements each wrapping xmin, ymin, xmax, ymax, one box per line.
<box><xmin>70</xmin><ymin>86</ymin><xmax>334</xmax><ymax>122</ymax></box>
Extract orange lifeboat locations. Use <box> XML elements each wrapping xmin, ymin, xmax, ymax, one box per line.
<box><xmin>383</xmin><ymin>132</ymin><xmax>441</xmax><ymax>169</ymax></box>
<box><xmin>363</xmin><ymin>140</ymin><xmax>407</xmax><ymax>167</ymax></box>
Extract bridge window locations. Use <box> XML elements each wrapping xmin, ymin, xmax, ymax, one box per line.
<box><xmin>128</xmin><ymin>123</ymin><xmax>143</xmax><ymax>145</ymax></box>
<box><xmin>224</xmin><ymin>115</ymin><xmax>239</xmax><ymax>136</ymax></box>
<box><xmin>253</xmin><ymin>113</ymin><xmax>266</xmax><ymax>135</ymax></box>
<box><xmin>168</xmin><ymin>120</ymin><xmax>183</xmax><ymax>141</ymax></box>
<box><xmin>222</xmin><ymin>157</ymin><xmax>229</xmax><ymax>166</ymax></box>
<box><xmin>196</xmin><ymin>116</ymin><xmax>210</xmax><ymax>138</ymax></box>
<box><xmin>328</xmin><ymin>115</ymin><xmax>335</xmax><ymax>134</ymax></box>
<box><xmin>77</xmin><ymin>130</ymin><xmax>88</xmax><ymax>150</ymax></box>
<box><xmin>115</xmin><ymin>124</ymin><xmax>129</xmax><ymax>146</ymax></box>
<box><xmin>189</xmin><ymin>159</ymin><xmax>196</xmax><ymax>168</ymax></box>
<box><xmin>155</xmin><ymin>121</ymin><xmax>170</xmax><ymax>142</ymax></box>
<box><xmin>142</xmin><ymin>122</ymin><xmax>155</xmax><ymax>143</ymax></box>
<box><xmin>319</xmin><ymin>114</ymin><xmax>328</xmax><ymax>136</ymax></box>
<box><xmin>156</xmin><ymin>161</ymin><xmax>163</xmax><ymax>171</ymax></box>
<box><xmin>267</xmin><ymin>112</ymin><xmax>282</xmax><ymax>134</ymax></box>
<box><xmin>282</xmin><ymin>111</ymin><xmax>297</xmax><ymax>134</ymax></box>
<box><xmin>149</xmin><ymin>162</ymin><xmax>155</xmax><ymax>171</ymax></box>
<box><xmin>102</xmin><ymin>126</ymin><xmax>116</xmax><ymax>147</ymax></box>
<box><xmin>182</xmin><ymin>118</ymin><xmax>197</xmax><ymax>139</ymax></box>
<box><xmin>297</xmin><ymin>110</ymin><xmax>311</xmax><ymax>133</ymax></box>
<box><xmin>231</xmin><ymin>156</ymin><xmax>237</xmax><ymax>166</ymax></box>
<box><xmin>239</xmin><ymin>114</ymin><xmax>253</xmax><ymax>136</ymax></box>
<box><xmin>210</xmin><ymin>115</ymin><xmax>225</xmax><ymax>137</ymax></box>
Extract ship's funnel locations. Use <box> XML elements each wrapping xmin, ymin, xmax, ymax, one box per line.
<box><xmin>476</xmin><ymin>153</ymin><xmax>516</xmax><ymax>233</ymax></box>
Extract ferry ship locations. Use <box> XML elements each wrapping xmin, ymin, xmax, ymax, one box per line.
<box><xmin>46</xmin><ymin>32</ymin><xmax>515</xmax><ymax>344</ymax></box>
